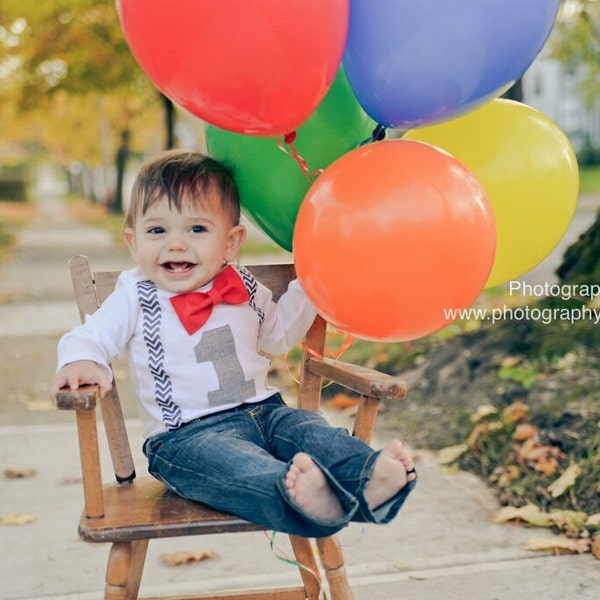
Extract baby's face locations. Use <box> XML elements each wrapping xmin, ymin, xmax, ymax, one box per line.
<box><xmin>124</xmin><ymin>193</ymin><xmax>245</xmax><ymax>294</ymax></box>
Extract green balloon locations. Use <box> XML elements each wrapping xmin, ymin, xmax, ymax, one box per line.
<box><xmin>205</xmin><ymin>69</ymin><xmax>376</xmax><ymax>251</ymax></box>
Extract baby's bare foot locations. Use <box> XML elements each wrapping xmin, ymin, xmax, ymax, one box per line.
<box><xmin>364</xmin><ymin>440</ymin><xmax>416</xmax><ymax>510</ymax></box>
<box><xmin>285</xmin><ymin>453</ymin><xmax>345</xmax><ymax>522</ymax></box>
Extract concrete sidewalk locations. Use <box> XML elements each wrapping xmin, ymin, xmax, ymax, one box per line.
<box><xmin>1</xmin><ymin>190</ymin><xmax>599</xmax><ymax>599</ymax></box>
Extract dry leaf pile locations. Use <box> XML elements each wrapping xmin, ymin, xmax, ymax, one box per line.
<box><xmin>439</xmin><ymin>400</ymin><xmax>600</xmax><ymax>560</ymax></box>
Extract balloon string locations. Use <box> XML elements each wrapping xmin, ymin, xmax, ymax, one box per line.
<box><xmin>360</xmin><ymin>123</ymin><xmax>387</xmax><ymax>146</ymax></box>
<box><xmin>277</xmin><ymin>131</ymin><xmax>324</xmax><ymax>182</ymax></box>
<box><xmin>283</xmin><ymin>331</ymin><xmax>356</xmax><ymax>387</ymax></box>
<box><xmin>265</xmin><ymin>531</ymin><xmax>324</xmax><ymax>598</ymax></box>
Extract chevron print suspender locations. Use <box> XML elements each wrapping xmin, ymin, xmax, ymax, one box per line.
<box><xmin>136</xmin><ymin>280</ymin><xmax>183</xmax><ymax>430</ymax></box>
<box><xmin>237</xmin><ymin>266</ymin><xmax>264</xmax><ymax>325</ymax></box>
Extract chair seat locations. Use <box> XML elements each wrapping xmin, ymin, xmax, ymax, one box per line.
<box><xmin>79</xmin><ymin>477</ymin><xmax>263</xmax><ymax>543</ymax></box>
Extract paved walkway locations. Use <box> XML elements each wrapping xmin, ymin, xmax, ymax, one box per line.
<box><xmin>1</xmin><ymin>190</ymin><xmax>599</xmax><ymax>599</ymax></box>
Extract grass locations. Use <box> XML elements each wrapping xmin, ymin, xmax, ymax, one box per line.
<box><xmin>578</xmin><ymin>165</ymin><xmax>600</xmax><ymax>195</ymax></box>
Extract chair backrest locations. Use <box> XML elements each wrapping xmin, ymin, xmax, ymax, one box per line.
<box><xmin>68</xmin><ymin>255</ymin><xmax>327</xmax><ymax>484</ymax></box>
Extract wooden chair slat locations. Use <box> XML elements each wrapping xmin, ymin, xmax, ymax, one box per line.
<box><xmin>245</xmin><ymin>263</ymin><xmax>295</xmax><ymax>302</ymax></box>
<box><xmin>69</xmin><ymin>256</ymin><xmax>136</xmax><ymax>483</ymax></box>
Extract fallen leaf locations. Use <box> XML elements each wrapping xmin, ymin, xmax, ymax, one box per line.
<box><xmin>160</xmin><ymin>550</ymin><xmax>218</xmax><ymax>566</ymax></box>
<box><xmin>0</xmin><ymin>513</ymin><xmax>36</xmax><ymax>525</ymax></box>
<box><xmin>326</xmin><ymin>393</ymin><xmax>360</xmax><ymax>410</ymax></box>
<box><xmin>4</xmin><ymin>468</ymin><xmax>37</xmax><ymax>479</ymax></box>
<box><xmin>494</xmin><ymin>504</ymin><xmax>552</xmax><ymax>528</ymax></box>
<box><xmin>585</xmin><ymin>513</ymin><xmax>600</xmax><ymax>527</ymax></box>
<box><xmin>471</xmin><ymin>404</ymin><xmax>498</xmax><ymax>423</ymax></box>
<box><xmin>466</xmin><ymin>421</ymin><xmax>502</xmax><ymax>447</ymax></box>
<box><xmin>501</xmin><ymin>356</ymin><xmax>522</xmax><ymax>368</ymax></box>
<box><xmin>437</xmin><ymin>443</ymin><xmax>468</xmax><ymax>465</ymax></box>
<box><xmin>502</xmin><ymin>400</ymin><xmax>529</xmax><ymax>424</ymax></box>
<box><xmin>548</xmin><ymin>464</ymin><xmax>582</xmax><ymax>498</ymax></box>
<box><xmin>556</xmin><ymin>351</ymin><xmax>577</xmax><ymax>370</ymax></box>
<box><xmin>512</xmin><ymin>423</ymin><xmax>538</xmax><ymax>441</ymax></box>
<box><xmin>549</xmin><ymin>510</ymin><xmax>588</xmax><ymax>533</ymax></box>
<box><xmin>25</xmin><ymin>399</ymin><xmax>54</xmax><ymax>412</ymax></box>
<box><xmin>534</xmin><ymin>456</ymin><xmax>560</xmax><ymax>476</ymax></box>
<box><xmin>517</xmin><ymin>437</ymin><xmax>564</xmax><ymax>475</ymax></box>
<box><xmin>496</xmin><ymin>464</ymin><xmax>520</xmax><ymax>487</ymax></box>
<box><xmin>525</xmin><ymin>534</ymin><xmax>591</xmax><ymax>555</ymax></box>
<box><xmin>591</xmin><ymin>535</ymin><xmax>600</xmax><ymax>560</ymax></box>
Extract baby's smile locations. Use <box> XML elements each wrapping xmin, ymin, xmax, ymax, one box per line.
<box><xmin>162</xmin><ymin>262</ymin><xmax>196</xmax><ymax>273</ymax></box>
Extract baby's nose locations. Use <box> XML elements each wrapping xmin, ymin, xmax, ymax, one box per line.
<box><xmin>167</xmin><ymin>234</ymin><xmax>187</xmax><ymax>250</ymax></box>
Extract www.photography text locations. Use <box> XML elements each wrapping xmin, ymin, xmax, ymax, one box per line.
<box><xmin>444</xmin><ymin>279</ymin><xmax>600</xmax><ymax>325</ymax></box>
<box><xmin>444</xmin><ymin>304</ymin><xmax>600</xmax><ymax>325</ymax></box>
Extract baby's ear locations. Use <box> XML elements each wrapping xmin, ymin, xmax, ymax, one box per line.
<box><xmin>225</xmin><ymin>224</ymin><xmax>247</xmax><ymax>261</ymax></box>
<box><xmin>124</xmin><ymin>228</ymin><xmax>137</xmax><ymax>256</ymax></box>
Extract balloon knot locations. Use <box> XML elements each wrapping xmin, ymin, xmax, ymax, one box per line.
<box><xmin>283</xmin><ymin>131</ymin><xmax>297</xmax><ymax>145</ymax></box>
<box><xmin>372</xmin><ymin>124</ymin><xmax>387</xmax><ymax>141</ymax></box>
<box><xmin>276</xmin><ymin>132</ymin><xmax>322</xmax><ymax>183</ymax></box>
<box><xmin>359</xmin><ymin>124</ymin><xmax>387</xmax><ymax>146</ymax></box>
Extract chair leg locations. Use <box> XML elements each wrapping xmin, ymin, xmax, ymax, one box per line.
<box><xmin>289</xmin><ymin>535</ymin><xmax>323</xmax><ymax>599</ymax></box>
<box><xmin>105</xmin><ymin>540</ymin><xmax>149</xmax><ymax>600</ymax></box>
<box><xmin>316</xmin><ymin>536</ymin><xmax>354</xmax><ymax>600</ymax></box>
<box><xmin>125</xmin><ymin>540</ymin><xmax>149</xmax><ymax>600</ymax></box>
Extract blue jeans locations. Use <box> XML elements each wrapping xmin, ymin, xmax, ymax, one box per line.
<box><xmin>143</xmin><ymin>393</ymin><xmax>415</xmax><ymax>538</ymax></box>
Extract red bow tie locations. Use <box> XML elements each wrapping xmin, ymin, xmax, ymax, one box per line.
<box><xmin>170</xmin><ymin>266</ymin><xmax>250</xmax><ymax>334</ymax></box>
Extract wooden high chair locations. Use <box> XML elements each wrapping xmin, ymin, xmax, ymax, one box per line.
<box><xmin>55</xmin><ymin>255</ymin><xmax>407</xmax><ymax>600</ymax></box>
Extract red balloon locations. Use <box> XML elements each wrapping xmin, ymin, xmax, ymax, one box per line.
<box><xmin>293</xmin><ymin>140</ymin><xmax>496</xmax><ymax>342</ymax></box>
<box><xmin>116</xmin><ymin>0</ymin><xmax>349</xmax><ymax>136</ymax></box>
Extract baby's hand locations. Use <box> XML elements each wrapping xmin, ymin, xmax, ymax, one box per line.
<box><xmin>49</xmin><ymin>360</ymin><xmax>112</xmax><ymax>404</ymax></box>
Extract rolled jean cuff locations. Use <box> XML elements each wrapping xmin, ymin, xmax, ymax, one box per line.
<box><xmin>367</xmin><ymin>477</ymin><xmax>416</xmax><ymax>524</ymax></box>
<box><xmin>357</xmin><ymin>450</ymin><xmax>417</xmax><ymax>524</ymax></box>
<box><xmin>276</xmin><ymin>456</ymin><xmax>359</xmax><ymax>533</ymax></box>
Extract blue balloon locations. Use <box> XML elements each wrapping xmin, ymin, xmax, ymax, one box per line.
<box><xmin>343</xmin><ymin>0</ymin><xmax>561</xmax><ymax>129</ymax></box>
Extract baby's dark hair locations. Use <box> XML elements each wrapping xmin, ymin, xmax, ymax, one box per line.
<box><xmin>126</xmin><ymin>150</ymin><xmax>240</xmax><ymax>228</ymax></box>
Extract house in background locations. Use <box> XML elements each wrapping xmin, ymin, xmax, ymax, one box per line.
<box><xmin>522</xmin><ymin>45</ymin><xmax>600</xmax><ymax>162</ymax></box>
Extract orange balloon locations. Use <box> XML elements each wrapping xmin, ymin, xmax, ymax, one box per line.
<box><xmin>293</xmin><ymin>140</ymin><xmax>496</xmax><ymax>341</ymax></box>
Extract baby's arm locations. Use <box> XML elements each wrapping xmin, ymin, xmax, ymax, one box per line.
<box><xmin>50</xmin><ymin>271</ymin><xmax>138</xmax><ymax>403</ymax></box>
<box><xmin>259</xmin><ymin>278</ymin><xmax>318</xmax><ymax>355</ymax></box>
<box><xmin>49</xmin><ymin>360</ymin><xmax>112</xmax><ymax>403</ymax></box>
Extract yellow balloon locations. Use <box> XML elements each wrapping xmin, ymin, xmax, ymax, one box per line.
<box><xmin>404</xmin><ymin>99</ymin><xmax>579</xmax><ymax>288</ymax></box>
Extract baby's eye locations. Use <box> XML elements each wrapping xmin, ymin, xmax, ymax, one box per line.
<box><xmin>147</xmin><ymin>226</ymin><xmax>166</xmax><ymax>235</ymax></box>
<box><xmin>190</xmin><ymin>224</ymin><xmax>208</xmax><ymax>234</ymax></box>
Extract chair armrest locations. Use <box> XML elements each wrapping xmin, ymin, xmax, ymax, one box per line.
<box><xmin>55</xmin><ymin>385</ymin><xmax>104</xmax><ymax>518</ymax></box>
<box><xmin>56</xmin><ymin>385</ymin><xmax>99</xmax><ymax>411</ymax></box>
<box><xmin>308</xmin><ymin>357</ymin><xmax>407</xmax><ymax>444</ymax></box>
<box><xmin>308</xmin><ymin>357</ymin><xmax>406</xmax><ymax>401</ymax></box>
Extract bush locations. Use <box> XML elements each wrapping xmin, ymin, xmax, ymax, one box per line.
<box><xmin>0</xmin><ymin>177</ymin><xmax>27</xmax><ymax>202</ymax></box>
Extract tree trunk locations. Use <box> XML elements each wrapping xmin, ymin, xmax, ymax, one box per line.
<box><xmin>112</xmin><ymin>129</ymin><xmax>130</xmax><ymax>214</ymax></box>
<box><xmin>161</xmin><ymin>93</ymin><xmax>176</xmax><ymax>149</ymax></box>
